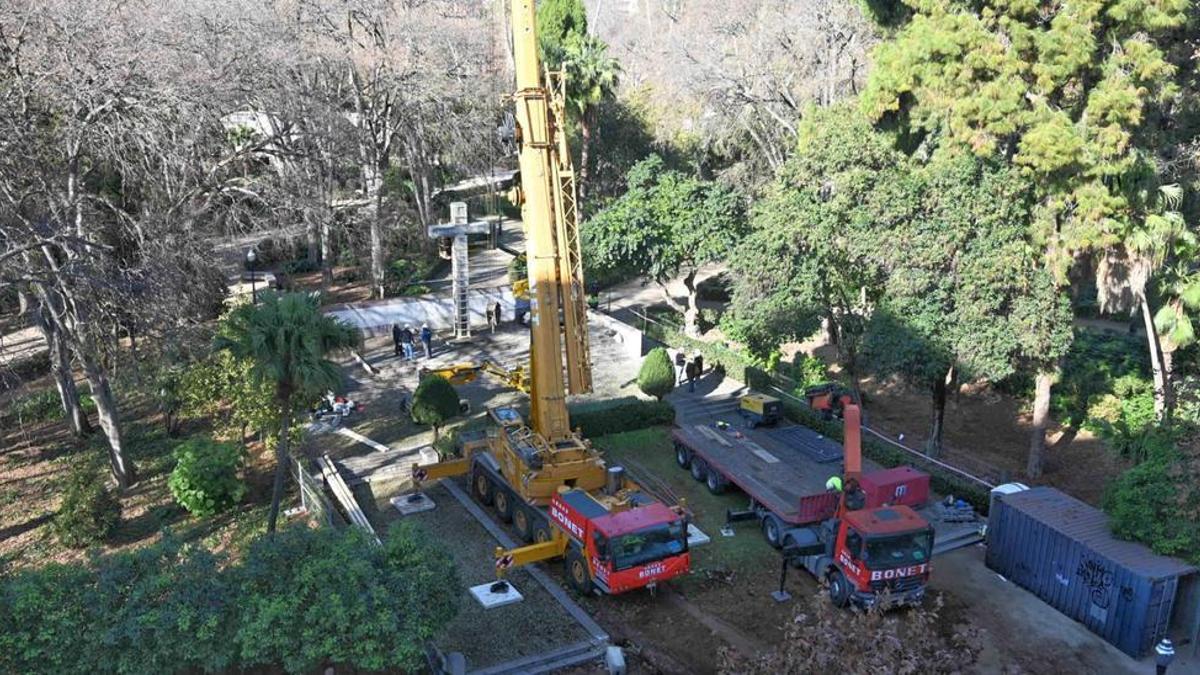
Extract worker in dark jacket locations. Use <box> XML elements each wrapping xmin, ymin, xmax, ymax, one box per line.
<box><xmin>420</xmin><ymin>323</ymin><xmax>433</xmax><ymax>359</ymax></box>
<box><xmin>1156</xmin><ymin>638</ymin><xmax>1175</xmax><ymax>675</ymax></box>
<box><xmin>399</xmin><ymin>325</ymin><xmax>415</xmax><ymax>361</ymax></box>
<box><xmin>684</xmin><ymin>359</ymin><xmax>698</xmax><ymax>393</ymax></box>
<box><xmin>391</xmin><ymin>323</ymin><xmax>403</xmax><ymax>357</ymax></box>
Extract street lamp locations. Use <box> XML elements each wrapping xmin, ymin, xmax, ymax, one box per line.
<box><xmin>246</xmin><ymin>248</ymin><xmax>258</xmax><ymax>304</ymax></box>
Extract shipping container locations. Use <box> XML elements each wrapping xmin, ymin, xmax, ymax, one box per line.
<box><xmin>858</xmin><ymin>466</ymin><xmax>929</xmax><ymax>509</ymax></box>
<box><xmin>986</xmin><ymin>487</ymin><xmax>1197</xmax><ymax>658</ymax></box>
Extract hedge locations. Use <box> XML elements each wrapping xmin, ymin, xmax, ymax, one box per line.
<box><xmin>645</xmin><ymin>322</ymin><xmax>993</xmax><ymax>513</ymax></box>
<box><xmin>568</xmin><ymin>396</ymin><xmax>676</xmax><ymax>438</ymax></box>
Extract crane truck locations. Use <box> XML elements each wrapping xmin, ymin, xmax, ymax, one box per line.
<box><xmin>411</xmin><ymin>0</ymin><xmax>690</xmax><ymax>598</ymax></box>
<box><xmin>672</xmin><ymin>402</ymin><xmax>936</xmax><ymax>608</ymax></box>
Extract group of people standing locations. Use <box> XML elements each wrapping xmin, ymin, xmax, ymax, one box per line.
<box><xmin>392</xmin><ymin>323</ymin><xmax>433</xmax><ymax>360</ymax></box>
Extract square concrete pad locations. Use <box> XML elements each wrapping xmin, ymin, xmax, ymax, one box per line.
<box><xmin>391</xmin><ymin>492</ymin><xmax>436</xmax><ymax>515</ymax></box>
<box><xmin>469</xmin><ymin>581</ymin><xmax>524</xmax><ymax>609</ymax></box>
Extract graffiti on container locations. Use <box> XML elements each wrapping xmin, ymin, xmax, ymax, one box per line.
<box><xmin>1120</xmin><ymin>585</ymin><xmax>1134</xmax><ymax>602</ymax></box>
<box><xmin>1076</xmin><ymin>558</ymin><xmax>1114</xmax><ymax>609</ymax></box>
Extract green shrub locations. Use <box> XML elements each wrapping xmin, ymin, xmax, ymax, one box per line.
<box><xmin>508</xmin><ymin>252</ymin><xmax>528</xmax><ymax>282</ymax></box>
<box><xmin>637</xmin><ymin>347</ymin><xmax>676</xmax><ymax>400</ymax></box>
<box><xmin>569</xmin><ymin>397</ymin><xmax>676</xmax><ymax>437</ymax></box>
<box><xmin>168</xmin><ymin>438</ymin><xmax>246</xmax><ymax>517</ymax></box>
<box><xmin>54</xmin><ymin>464</ymin><xmax>121</xmax><ymax>548</ymax></box>
<box><xmin>1105</xmin><ymin>448</ymin><xmax>1200</xmax><ymax>564</ymax></box>
<box><xmin>235</xmin><ymin>522</ymin><xmax>459</xmax><ymax>672</ymax></box>
<box><xmin>411</xmin><ymin>375</ymin><xmax>460</xmax><ymax>440</ymax></box>
<box><xmin>0</xmin><ymin>523</ymin><xmax>459</xmax><ymax>674</ymax></box>
<box><xmin>7</xmin><ymin>388</ymin><xmax>63</xmax><ymax>423</ymax></box>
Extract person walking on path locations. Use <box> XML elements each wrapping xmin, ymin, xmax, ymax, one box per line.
<box><xmin>487</xmin><ymin>304</ymin><xmax>498</xmax><ymax>333</ymax></box>
<box><xmin>420</xmin><ymin>323</ymin><xmax>433</xmax><ymax>359</ymax></box>
<box><xmin>684</xmin><ymin>358</ymin><xmax>698</xmax><ymax>393</ymax></box>
<box><xmin>400</xmin><ymin>325</ymin><xmax>415</xmax><ymax>361</ymax></box>
<box><xmin>1156</xmin><ymin>638</ymin><xmax>1175</xmax><ymax>675</ymax></box>
<box><xmin>491</xmin><ymin>301</ymin><xmax>502</xmax><ymax>332</ymax></box>
<box><xmin>391</xmin><ymin>323</ymin><xmax>403</xmax><ymax>357</ymax></box>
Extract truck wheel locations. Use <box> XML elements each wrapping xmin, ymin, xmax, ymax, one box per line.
<box><xmin>675</xmin><ymin>443</ymin><xmax>692</xmax><ymax>469</ymax></box>
<box><xmin>689</xmin><ymin>457</ymin><xmax>708</xmax><ymax>482</ymax></box>
<box><xmin>565</xmin><ymin>548</ymin><xmax>594</xmax><ymax>596</ymax></box>
<box><xmin>533</xmin><ymin>523</ymin><xmax>554</xmax><ymax>543</ymax></box>
<box><xmin>512</xmin><ymin>506</ymin><xmax>533</xmax><ymax>541</ymax></box>
<box><xmin>761</xmin><ymin>514</ymin><xmax>783</xmax><ymax>548</ymax></box>
<box><xmin>827</xmin><ymin>569</ymin><xmax>851</xmax><ymax>608</ymax></box>
<box><xmin>472</xmin><ymin>471</ymin><xmax>494</xmax><ymax>505</ymax></box>
<box><xmin>705</xmin><ymin>468</ymin><xmax>726</xmax><ymax>494</ymax></box>
<box><xmin>493</xmin><ymin>488</ymin><xmax>514</xmax><ymax>523</ymax></box>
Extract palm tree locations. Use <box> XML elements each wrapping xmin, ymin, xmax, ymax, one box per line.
<box><xmin>1154</xmin><ymin>258</ymin><xmax>1200</xmax><ymax>414</ymax></box>
<box><xmin>562</xmin><ymin>34</ymin><xmax>620</xmax><ymax>214</ymax></box>
<box><xmin>215</xmin><ymin>292</ymin><xmax>358</xmax><ymax>533</ymax></box>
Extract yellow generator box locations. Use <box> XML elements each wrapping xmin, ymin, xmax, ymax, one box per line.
<box><xmin>739</xmin><ymin>394</ymin><xmax>782</xmax><ymax>428</ymax></box>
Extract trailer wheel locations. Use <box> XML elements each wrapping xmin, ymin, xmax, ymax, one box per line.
<box><xmin>761</xmin><ymin>514</ymin><xmax>784</xmax><ymax>548</ymax></box>
<box><xmin>705</xmin><ymin>468</ymin><xmax>727</xmax><ymax>494</ymax></box>
<box><xmin>675</xmin><ymin>443</ymin><xmax>692</xmax><ymax>469</ymax></box>
<box><xmin>512</xmin><ymin>506</ymin><xmax>533</xmax><ymax>541</ymax></box>
<box><xmin>689</xmin><ymin>457</ymin><xmax>708</xmax><ymax>482</ymax></box>
<box><xmin>827</xmin><ymin>569</ymin><xmax>851</xmax><ymax>608</ymax></box>
<box><xmin>493</xmin><ymin>488</ymin><xmax>514</xmax><ymax>523</ymax></box>
<box><xmin>472</xmin><ymin>471</ymin><xmax>494</xmax><ymax>505</ymax></box>
<box><xmin>565</xmin><ymin>548</ymin><xmax>594</xmax><ymax>596</ymax></box>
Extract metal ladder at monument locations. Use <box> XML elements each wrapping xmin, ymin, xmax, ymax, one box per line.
<box><xmin>451</xmin><ymin>233</ymin><xmax>470</xmax><ymax>339</ymax></box>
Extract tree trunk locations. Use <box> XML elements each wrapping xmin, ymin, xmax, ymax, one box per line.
<box><xmin>1161</xmin><ymin>348</ymin><xmax>1176</xmax><ymax>419</ymax></box>
<box><xmin>31</xmin><ymin>302</ymin><xmax>91</xmax><ymax>437</ymax></box>
<box><xmin>320</xmin><ymin>215</ymin><xmax>334</xmax><ymax>289</ymax></box>
<box><xmin>927</xmin><ymin>368</ymin><xmax>948</xmax><ymax>458</ymax></box>
<box><xmin>682</xmin><ymin>271</ymin><xmax>700</xmax><ymax>337</ymax></box>
<box><xmin>267</xmin><ymin>408</ymin><xmax>292</xmax><ymax>534</ymax></box>
<box><xmin>1140</xmin><ymin>298</ymin><xmax>1167</xmax><ymax>421</ymax></box>
<box><xmin>1027</xmin><ymin>366</ymin><xmax>1055</xmax><ymax>478</ymax></box>
<box><xmin>370</xmin><ymin>192</ymin><xmax>386</xmax><ymax>299</ymax></box>
<box><xmin>578</xmin><ymin>111</ymin><xmax>593</xmax><ymax>218</ymax></box>
<box><xmin>79</xmin><ymin>352</ymin><xmax>134</xmax><ymax>488</ymax></box>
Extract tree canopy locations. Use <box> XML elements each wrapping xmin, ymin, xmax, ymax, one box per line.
<box><xmin>584</xmin><ymin>154</ymin><xmax>747</xmax><ymax>335</ymax></box>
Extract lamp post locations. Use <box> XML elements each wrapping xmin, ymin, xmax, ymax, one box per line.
<box><xmin>246</xmin><ymin>248</ymin><xmax>258</xmax><ymax>304</ymax></box>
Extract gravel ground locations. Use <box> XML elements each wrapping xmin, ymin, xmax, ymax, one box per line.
<box><xmin>355</xmin><ymin>478</ymin><xmax>592</xmax><ymax>670</ymax></box>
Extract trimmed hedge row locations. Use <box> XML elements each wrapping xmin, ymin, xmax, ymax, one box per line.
<box><xmin>646</xmin><ymin>323</ymin><xmax>993</xmax><ymax>513</ymax></box>
<box><xmin>569</xmin><ymin>396</ymin><xmax>676</xmax><ymax>438</ymax></box>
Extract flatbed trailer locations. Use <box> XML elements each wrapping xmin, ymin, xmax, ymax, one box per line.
<box><xmin>669</xmin><ymin>394</ymin><xmax>982</xmax><ymax>557</ymax></box>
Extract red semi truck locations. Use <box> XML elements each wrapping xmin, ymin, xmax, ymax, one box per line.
<box><xmin>671</xmin><ymin>402</ymin><xmax>936</xmax><ymax>607</ymax></box>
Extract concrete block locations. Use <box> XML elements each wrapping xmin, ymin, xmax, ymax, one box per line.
<box><xmin>391</xmin><ymin>492</ymin><xmax>436</xmax><ymax>515</ymax></box>
<box><xmin>469</xmin><ymin>581</ymin><xmax>523</xmax><ymax>609</ymax></box>
<box><xmin>686</xmin><ymin>523</ymin><xmax>711</xmax><ymax>547</ymax></box>
<box><xmin>605</xmin><ymin>646</ymin><xmax>627</xmax><ymax>675</ymax></box>
<box><xmin>719</xmin><ymin>524</ymin><xmax>736</xmax><ymax>537</ymax></box>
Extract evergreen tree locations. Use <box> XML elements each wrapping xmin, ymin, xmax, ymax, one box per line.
<box><xmin>637</xmin><ymin>347</ymin><xmax>677</xmax><ymax>401</ymax></box>
<box><xmin>410</xmin><ymin>375</ymin><xmax>461</xmax><ymax>441</ymax></box>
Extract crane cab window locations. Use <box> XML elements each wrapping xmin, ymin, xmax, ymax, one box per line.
<box><xmin>609</xmin><ymin>521</ymin><xmax>687</xmax><ymax>571</ymax></box>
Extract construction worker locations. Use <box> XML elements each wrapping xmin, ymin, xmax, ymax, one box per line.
<box><xmin>400</xmin><ymin>325</ymin><xmax>415</xmax><ymax>361</ymax></box>
<box><xmin>391</xmin><ymin>322</ymin><xmax>403</xmax><ymax>357</ymax></box>
<box><xmin>684</xmin><ymin>358</ymin><xmax>698</xmax><ymax>393</ymax></box>
<box><xmin>1156</xmin><ymin>638</ymin><xmax>1175</xmax><ymax>675</ymax></box>
<box><xmin>825</xmin><ymin>475</ymin><xmax>843</xmax><ymax>492</ymax></box>
<box><xmin>420</xmin><ymin>323</ymin><xmax>433</xmax><ymax>359</ymax></box>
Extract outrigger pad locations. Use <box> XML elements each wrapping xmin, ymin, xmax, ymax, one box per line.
<box><xmin>390</xmin><ymin>492</ymin><xmax>436</xmax><ymax>515</ymax></box>
<box><xmin>686</xmin><ymin>523</ymin><xmax>712</xmax><ymax>547</ymax></box>
<box><xmin>469</xmin><ymin>581</ymin><xmax>523</xmax><ymax>609</ymax></box>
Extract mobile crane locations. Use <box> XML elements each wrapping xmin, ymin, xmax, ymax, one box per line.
<box><xmin>412</xmin><ymin>0</ymin><xmax>690</xmax><ymax>598</ymax></box>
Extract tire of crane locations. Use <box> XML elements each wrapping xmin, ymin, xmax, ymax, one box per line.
<box><xmin>565</xmin><ymin>547</ymin><xmax>595</xmax><ymax>596</ymax></box>
<box><xmin>761</xmin><ymin>514</ymin><xmax>784</xmax><ymax>549</ymax></box>
<box><xmin>689</xmin><ymin>457</ymin><xmax>708</xmax><ymax>482</ymax></box>
<box><xmin>828</xmin><ymin>568</ymin><xmax>852</xmax><ymax>608</ymax></box>
<box><xmin>512</xmin><ymin>505</ymin><xmax>533</xmax><ymax>542</ymax></box>
<box><xmin>533</xmin><ymin>523</ymin><xmax>554</xmax><ymax>544</ymax></box>
<box><xmin>493</xmin><ymin>488</ymin><xmax>514</xmax><ymax>523</ymax></box>
<box><xmin>472</xmin><ymin>470</ymin><xmax>494</xmax><ymax>505</ymax></box>
<box><xmin>675</xmin><ymin>443</ymin><xmax>692</xmax><ymax>469</ymax></box>
<box><xmin>706</xmin><ymin>467</ymin><xmax>727</xmax><ymax>495</ymax></box>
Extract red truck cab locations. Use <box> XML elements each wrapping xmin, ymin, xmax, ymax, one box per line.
<box><xmin>550</xmin><ymin>490</ymin><xmax>691</xmax><ymax>595</ymax></box>
<box><xmin>832</xmin><ymin>505</ymin><xmax>933</xmax><ymax>606</ymax></box>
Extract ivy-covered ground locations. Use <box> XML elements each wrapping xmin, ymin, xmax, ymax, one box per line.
<box><xmin>0</xmin><ymin>382</ymin><xmax>284</xmax><ymax>573</ymax></box>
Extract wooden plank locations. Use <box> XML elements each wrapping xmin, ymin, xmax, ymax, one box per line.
<box><xmin>319</xmin><ymin>455</ymin><xmax>380</xmax><ymax>545</ymax></box>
